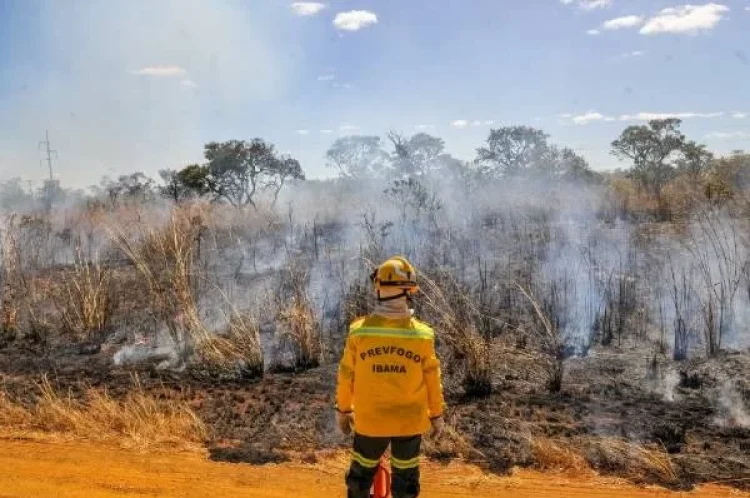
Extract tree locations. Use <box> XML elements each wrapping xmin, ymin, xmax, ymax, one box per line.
<box><xmin>476</xmin><ymin>126</ymin><xmax>551</xmax><ymax>176</ymax></box>
<box><xmin>326</xmin><ymin>136</ymin><xmax>388</xmax><ymax>179</ymax></box>
<box><xmin>158</xmin><ymin>166</ymin><xmax>213</xmax><ymax>203</ymax></box>
<box><xmin>203</xmin><ymin>139</ymin><xmax>279</xmax><ymax>209</ymax></box>
<box><xmin>387</xmin><ymin>132</ymin><xmax>446</xmax><ymax>178</ymax></box>
<box><xmin>611</xmin><ymin>119</ymin><xmax>686</xmax><ymax>197</ymax></box>
<box><xmin>265</xmin><ymin>156</ymin><xmax>305</xmax><ymax>208</ymax></box>
<box><xmin>557</xmin><ymin>148</ymin><xmax>601</xmax><ymax>184</ymax></box>
<box><xmin>99</xmin><ymin>172</ymin><xmax>154</xmax><ymax>206</ymax></box>
<box><xmin>677</xmin><ymin>141</ymin><xmax>713</xmax><ymax>183</ymax></box>
<box><xmin>158</xmin><ymin>169</ymin><xmax>191</xmax><ymax>203</ymax></box>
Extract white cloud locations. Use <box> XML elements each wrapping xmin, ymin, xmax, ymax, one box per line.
<box><xmin>415</xmin><ymin>124</ymin><xmax>435</xmax><ymax>131</ymax></box>
<box><xmin>472</xmin><ymin>120</ymin><xmax>482</xmax><ymax>127</ymax></box>
<box><xmin>619</xmin><ymin>111</ymin><xmax>725</xmax><ymax>121</ymax></box>
<box><xmin>339</xmin><ymin>124</ymin><xmax>360</xmax><ymax>132</ymax></box>
<box><xmin>484</xmin><ymin>120</ymin><xmax>495</xmax><ymax>126</ymax></box>
<box><xmin>587</xmin><ymin>29</ymin><xmax>601</xmax><ymax>35</ymax></box>
<box><xmin>562</xmin><ymin>0</ymin><xmax>611</xmax><ymax>9</ymax></box>
<box><xmin>572</xmin><ymin>111</ymin><xmax>608</xmax><ymax>125</ymax></box>
<box><xmin>622</xmin><ymin>50</ymin><xmax>646</xmax><ymax>58</ymax></box>
<box><xmin>333</xmin><ymin>82</ymin><xmax>353</xmax><ymax>89</ymax></box>
<box><xmin>640</xmin><ymin>4</ymin><xmax>730</xmax><ymax>35</ymax></box>
<box><xmin>320</xmin><ymin>129</ymin><xmax>334</xmax><ymax>134</ymax></box>
<box><xmin>131</xmin><ymin>65</ymin><xmax>187</xmax><ymax>77</ymax></box>
<box><xmin>579</xmin><ymin>0</ymin><xmax>612</xmax><ymax>11</ymax></box>
<box><xmin>333</xmin><ymin>10</ymin><xmax>378</xmax><ymax>31</ymax></box>
<box><xmin>179</xmin><ymin>79</ymin><xmax>198</xmax><ymax>87</ymax></box>
<box><xmin>705</xmin><ymin>131</ymin><xmax>750</xmax><ymax>139</ymax></box>
<box><xmin>317</xmin><ymin>74</ymin><xmax>335</xmax><ymax>81</ymax></box>
<box><xmin>297</xmin><ymin>129</ymin><xmax>310</xmax><ymax>135</ymax></box>
<box><xmin>603</xmin><ymin>15</ymin><xmax>645</xmax><ymax>30</ymax></box>
<box><xmin>291</xmin><ymin>2</ymin><xmax>326</xmax><ymax>17</ymax></box>
<box><xmin>451</xmin><ymin>120</ymin><xmax>469</xmax><ymax>128</ymax></box>
<box><xmin>732</xmin><ymin>112</ymin><xmax>748</xmax><ymax>119</ymax></box>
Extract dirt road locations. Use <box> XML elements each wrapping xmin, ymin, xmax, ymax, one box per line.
<box><xmin>0</xmin><ymin>440</ymin><xmax>745</xmax><ymax>497</ymax></box>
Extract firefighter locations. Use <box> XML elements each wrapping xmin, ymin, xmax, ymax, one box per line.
<box><xmin>336</xmin><ymin>256</ymin><xmax>446</xmax><ymax>498</ymax></box>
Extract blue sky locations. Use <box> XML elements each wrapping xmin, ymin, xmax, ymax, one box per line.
<box><xmin>1</xmin><ymin>0</ymin><xmax>749</xmax><ymax>188</ymax></box>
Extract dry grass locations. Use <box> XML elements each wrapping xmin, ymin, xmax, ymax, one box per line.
<box><xmin>423</xmin><ymin>419</ymin><xmax>483</xmax><ymax>462</ymax></box>
<box><xmin>0</xmin><ymin>377</ymin><xmax>207</xmax><ymax>451</ymax></box>
<box><xmin>514</xmin><ymin>282</ymin><xmax>565</xmax><ymax>393</ymax></box>
<box><xmin>110</xmin><ymin>203</ymin><xmax>211</xmax><ymax>352</ymax></box>
<box><xmin>419</xmin><ymin>271</ymin><xmax>493</xmax><ymax>396</ymax></box>
<box><xmin>194</xmin><ymin>312</ymin><xmax>264</xmax><ymax>378</ymax></box>
<box><xmin>584</xmin><ymin>436</ymin><xmax>677</xmax><ymax>484</ymax></box>
<box><xmin>51</xmin><ymin>242</ymin><xmax>111</xmax><ymax>341</ymax></box>
<box><xmin>530</xmin><ymin>437</ymin><xmax>590</xmax><ymax>475</ymax></box>
<box><xmin>274</xmin><ymin>259</ymin><xmax>322</xmax><ymax>371</ymax></box>
<box><xmin>277</xmin><ymin>294</ymin><xmax>322</xmax><ymax>370</ymax></box>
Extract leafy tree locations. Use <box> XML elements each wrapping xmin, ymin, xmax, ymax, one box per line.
<box><xmin>387</xmin><ymin>132</ymin><xmax>446</xmax><ymax>177</ymax></box>
<box><xmin>99</xmin><ymin>172</ymin><xmax>154</xmax><ymax>206</ymax></box>
<box><xmin>265</xmin><ymin>156</ymin><xmax>305</xmax><ymax>208</ymax></box>
<box><xmin>476</xmin><ymin>126</ymin><xmax>551</xmax><ymax>176</ymax></box>
<box><xmin>677</xmin><ymin>141</ymin><xmax>713</xmax><ymax>183</ymax></box>
<box><xmin>556</xmin><ymin>148</ymin><xmax>601</xmax><ymax>184</ymax></box>
<box><xmin>203</xmin><ymin>139</ymin><xmax>292</xmax><ymax>209</ymax></box>
<box><xmin>158</xmin><ymin>166</ymin><xmax>213</xmax><ymax>203</ymax></box>
<box><xmin>326</xmin><ymin>136</ymin><xmax>388</xmax><ymax>179</ymax></box>
<box><xmin>158</xmin><ymin>169</ymin><xmax>191</xmax><ymax>203</ymax></box>
<box><xmin>611</xmin><ymin>119</ymin><xmax>686</xmax><ymax>197</ymax></box>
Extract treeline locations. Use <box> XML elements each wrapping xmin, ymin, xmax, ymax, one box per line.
<box><xmin>3</xmin><ymin>120</ymin><xmax>749</xmax><ymax>218</ymax></box>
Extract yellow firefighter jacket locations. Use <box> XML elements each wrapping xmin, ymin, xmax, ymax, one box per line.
<box><xmin>336</xmin><ymin>314</ymin><xmax>445</xmax><ymax>437</ymax></box>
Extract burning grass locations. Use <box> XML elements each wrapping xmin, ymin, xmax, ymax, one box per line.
<box><xmin>0</xmin><ymin>377</ymin><xmax>208</xmax><ymax>451</ymax></box>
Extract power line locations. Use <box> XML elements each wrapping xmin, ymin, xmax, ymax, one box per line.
<box><xmin>38</xmin><ymin>130</ymin><xmax>58</xmax><ymax>182</ymax></box>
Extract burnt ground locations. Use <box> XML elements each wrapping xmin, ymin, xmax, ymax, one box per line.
<box><xmin>1</xmin><ymin>343</ymin><xmax>749</xmax><ymax>491</ymax></box>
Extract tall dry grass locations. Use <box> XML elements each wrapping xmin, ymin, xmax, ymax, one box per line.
<box><xmin>51</xmin><ymin>242</ymin><xmax>112</xmax><ymax>341</ymax></box>
<box><xmin>277</xmin><ymin>295</ymin><xmax>322</xmax><ymax>371</ymax></box>
<box><xmin>419</xmin><ymin>271</ymin><xmax>493</xmax><ymax>396</ymax></box>
<box><xmin>584</xmin><ymin>436</ymin><xmax>677</xmax><ymax>484</ymax></box>
<box><xmin>193</xmin><ymin>312</ymin><xmax>264</xmax><ymax>379</ymax></box>
<box><xmin>273</xmin><ymin>259</ymin><xmax>322</xmax><ymax>371</ymax></box>
<box><xmin>530</xmin><ymin>437</ymin><xmax>590</xmax><ymax>474</ymax></box>
<box><xmin>110</xmin><ymin>204</ymin><xmax>211</xmax><ymax>354</ymax></box>
<box><xmin>514</xmin><ymin>282</ymin><xmax>566</xmax><ymax>393</ymax></box>
<box><xmin>0</xmin><ymin>377</ymin><xmax>207</xmax><ymax>451</ymax></box>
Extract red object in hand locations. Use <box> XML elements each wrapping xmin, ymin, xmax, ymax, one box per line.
<box><xmin>370</xmin><ymin>457</ymin><xmax>391</xmax><ymax>498</ymax></box>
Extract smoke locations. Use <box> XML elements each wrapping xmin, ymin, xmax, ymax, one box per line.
<box><xmin>658</xmin><ymin>368</ymin><xmax>680</xmax><ymax>402</ymax></box>
<box><xmin>3</xmin><ymin>0</ymin><xmax>293</xmax><ymax>188</ymax></box>
<box><xmin>715</xmin><ymin>379</ymin><xmax>750</xmax><ymax>428</ymax></box>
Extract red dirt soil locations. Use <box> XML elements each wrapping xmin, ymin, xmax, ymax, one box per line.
<box><xmin>0</xmin><ymin>440</ymin><xmax>746</xmax><ymax>498</ymax></box>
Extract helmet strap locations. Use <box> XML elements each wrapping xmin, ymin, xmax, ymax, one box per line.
<box><xmin>377</xmin><ymin>290</ymin><xmax>410</xmax><ymax>302</ymax></box>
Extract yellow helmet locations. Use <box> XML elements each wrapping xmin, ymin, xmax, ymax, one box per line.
<box><xmin>371</xmin><ymin>256</ymin><xmax>419</xmax><ymax>299</ymax></box>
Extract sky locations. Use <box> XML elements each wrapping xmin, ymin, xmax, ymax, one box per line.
<box><xmin>0</xmin><ymin>0</ymin><xmax>749</xmax><ymax>189</ymax></box>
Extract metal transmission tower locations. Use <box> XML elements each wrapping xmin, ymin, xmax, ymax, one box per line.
<box><xmin>38</xmin><ymin>130</ymin><xmax>58</xmax><ymax>182</ymax></box>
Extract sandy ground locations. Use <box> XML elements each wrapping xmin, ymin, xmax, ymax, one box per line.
<box><xmin>0</xmin><ymin>440</ymin><xmax>747</xmax><ymax>498</ymax></box>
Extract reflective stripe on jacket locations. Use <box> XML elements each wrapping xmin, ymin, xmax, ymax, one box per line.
<box><xmin>336</xmin><ymin>314</ymin><xmax>445</xmax><ymax>437</ymax></box>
